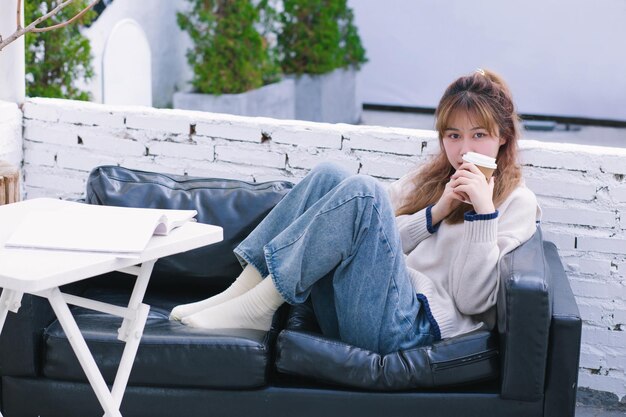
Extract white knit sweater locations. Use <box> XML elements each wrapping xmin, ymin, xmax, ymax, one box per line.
<box><xmin>388</xmin><ymin>174</ymin><xmax>541</xmax><ymax>340</ymax></box>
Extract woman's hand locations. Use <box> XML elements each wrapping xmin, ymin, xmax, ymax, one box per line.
<box><xmin>450</xmin><ymin>162</ymin><xmax>495</xmax><ymax>214</ymax></box>
<box><xmin>430</xmin><ymin>178</ymin><xmax>466</xmax><ymax>225</ymax></box>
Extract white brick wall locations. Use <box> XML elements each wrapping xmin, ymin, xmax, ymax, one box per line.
<box><xmin>0</xmin><ymin>100</ymin><xmax>23</xmax><ymax>167</ymax></box>
<box><xmin>15</xmin><ymin>97</ymin><xmax>626</xmax><ymax>401</ymax></box>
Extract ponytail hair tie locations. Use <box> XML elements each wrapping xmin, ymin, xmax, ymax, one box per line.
<box><xmin>476</xmin><ymin>68</ymin><xmax>486</xmax><ymax>76</ymax></box>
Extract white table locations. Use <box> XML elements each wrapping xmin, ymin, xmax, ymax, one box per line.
<box><xmin>0</xmin><ymin>198</ymin><xmax>223</xmax><ymax>417</ymax></box>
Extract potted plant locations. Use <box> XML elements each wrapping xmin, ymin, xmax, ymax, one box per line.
<box><xmin>173</xmin><ymin>0</ymin><xmax>295</xmax><ymax>119</ymax></box>
<box><xmin>275</xmin><ymin>0</ymin><xmax>367</xmax><ymax>123</ymax></box>
<box><xmin>24</xmin><ymin>0</ymin><xmax>97</xmax><ymax>100</ymax></box>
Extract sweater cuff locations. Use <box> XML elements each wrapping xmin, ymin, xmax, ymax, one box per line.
<box><xmin>464</xmin><ymin>210</ymin><xmax>499</xmax><ymax>242</ymax></box>
<box><xmin>426</xmin><ymin>205</ymin><xmax>440</xmax><ymax>234</ymax></box>
<box><xmin>464</xmin><ymin>210</ymin><xmax>499</xmax><ymax>222</ymax></box>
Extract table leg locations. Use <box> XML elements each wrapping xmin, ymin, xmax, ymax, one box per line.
<box><xmin>47</xmin><ymin>287</ymin><xmax>123</xmax><ymax>417</ymax></box>
<box><xmin>0</xmin><ymin>289</ymin><xmax>23</xmax><ymax>417</ymax></box>
<box><xmin>111</xmin><ymin>259</ymin><xmax>155</xmax><ymax>407</ymax></box>
<box><xmin>0</xmin><ymin>289</ymin><xmax>23</xmax><ymax>331</ymax></box>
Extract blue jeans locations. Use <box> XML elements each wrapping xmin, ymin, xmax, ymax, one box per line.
<box><xmin>234</xmin><ymin>162</ymin><xmax>439</xmax><ymax>355</ymax></box>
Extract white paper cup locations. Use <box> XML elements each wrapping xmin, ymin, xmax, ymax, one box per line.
<box><xmin>462</xmin><ymin>152</ymin><xmax>497</xmax><ymax>180</ymax></box>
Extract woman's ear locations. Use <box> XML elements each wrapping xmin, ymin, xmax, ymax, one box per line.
<box><xmin>499</xmin><ymin>137</ymin><xmax>506</xmax><ymax>146</ymax></box>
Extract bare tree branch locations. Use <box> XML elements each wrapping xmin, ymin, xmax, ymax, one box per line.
<box><xmin>0</xmin><ymin>0</ymin><xmax>100</xmax><ymax>52</ymax></box>
<box><xmin>16</xmin><ymin>0</ymin><xmax>23</xmax><ymax>30</ymax></box>
<box><xmin>32</xmin><ymin>0</ymin><xmax>100</xmax><ymax>33</ymax></box>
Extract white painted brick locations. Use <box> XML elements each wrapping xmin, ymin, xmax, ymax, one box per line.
<box><xmin>582</xmin><ymin>326</ymin><xmax>610</xmax><ymax>346</ymax></box>
<box><xmin>615</xmin><ymin>260</ymin><xmax>626</xmax><ymax>275</ymax></box>
<box><xmin>287</xmin><ymin>148</ymin><xmax>360</xmax><ymax>173</ymax></box>
<box><xmin>184</xmin><ymin>162</ymin><xmax>255</xmax><ymax>182</ymax></box>
<box><xmin>563</xmin><ymin>256</ymin><xmax>612</xmax><ymax>276</ymax></box>
<box><xmin>578</xmin><ymin>370</ymin><xmax>626</xmax><ymax>396</ymax></box>
<box><xmin>611</xmin><ymin>299</ymin><xmax>626</xmax><ymax>317</ymax></box>
<box><xmin>582</xmin><ymin>325</ymin><xmax>626</xmax><ymax>350</ymax></box>
<box><xmin>344</xmin><ymin>131</ymin><xmax>422</xmax><ymax>155</ymax></box>
<box><xmin>620</xmin><ymin>206</ymin><xmax>626</xmax><ymax>231</ymax></box>
<box><xmin>542</xmin><ymin>230</ymin><xmax>576</xmax><ymax>250</ymax></box>
<box><xmin>23</xmin><ymin>147</ymin><xmax>56</xmax><ymax>167</ymax></box>
<box><xmin>119</xmin><ymin>158</ymin><xmax>183</xmax><ymax>176</ymax></box>
<box><xmin>149</xmin><ymin>141</ymin><xmax>215</xmax><ymax>161</ymax></box>
<box><xmin>23</xmin><ymin>123</ymin><xmax>77</xmax><ymax>147</ymax></box>
<box><xmin>578</xmin><ymin>302</ymin><xmax>614</xmax><ymax>326</ymax></box>
<box><xmin>613</xmin><ymin>185</ymin><xmax>626</xmax><ymax>203</ymax></box>
<box><xmin>59</xmin><ymin>108</ymin><xmax>125</xmax><ymax>128</ymax></box>
<box><xmin>524</xmin><ymin>176</ymin><xmax>596</xmax><ymax>201</ymax></box>
<box><xmin>570</xmin><ymin>278</ymin><xmax>622</xmax><ymax>299</ymax></box>
<box><xmin>142</xmin><ymin>156</ymin><xmax>192</xmax><ymax>175</ymax></box>
<box><xmin>77</xmin><ymin>131</ymin><xmax>146</xmax><ymax>156</ymax></box>
<box><xmin>22</xmin><ymin>102</ymin><xmax>60</xmax><ymax>122</ymax></box>
<box><xmin>579</xmin><ymin>345</ymin><xmax>607</xmax><ymax>369</ymax></box>
<box><xmin>23</xmin><ymin>186</ymin><xmax>54</xmax><ymax>199</ymax></box>
<box><xmin>252</xmin><ymin>173</ymin><xmax>296</xmax><ymax>184</ymax></box>
<box><xmin>195</xmin><ymin>122</ymin><xmax>262</xmax><ymax>143</ymax></box>
<box><xmin>126</xmin><ymin>114</ymin><xmax>191</xmax><ymax>134</ymax></box>
<box><xmin>578</xmin><ymin>371</ymin><xmax>626</xmax><ymax>398</ymax></box>
<box><xmin>358</xmin><ymin>153</ymin><xmax>417</xmax><ymax>179</ymax></box>
<box><xmin>23</xmin><ymin>168</ymin><xmax>86</xmax><ymax>193</ymax></box>
<box><xmin>577</xmin><ymin>236</ymin><xmax>626</xmax><ymax>255</ymax></box>
<box><xmin>519</xmin><ymin>148</ymin><xmax>591</xmax><ymax>171</ymax></box>
<box><xmin>23</xmin><ymin>185</ymin><xmax>83</xmax><ymax>200</ymax></box>
<box><xmin>56</xmin><ymin>150</ymin><xmax>120</xmax><ymax>172</ymax></box>
<box><xmin>270</xmin><ymin>126</ymin><xmax>341</xmax><ymax>149</ymax></box>
<box><xmin>603</xmin><ymin>156</ymin><xmax>626</xmax><ymax>176</ymax></box>
<box><xmin>542</xmin><ymin>206</ymin><xmax>616</xmax><ymax>228</ymax></box>
<box><xmin>215</xmin><ymin>144</ymin><xmax>285</xmax><ymax>168</ymax></box>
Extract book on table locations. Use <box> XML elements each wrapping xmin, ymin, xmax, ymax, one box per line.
<box><xmin>4</xmin><ymin>202</ymin><xmax>197</xmax><ymax>257</ymax></box>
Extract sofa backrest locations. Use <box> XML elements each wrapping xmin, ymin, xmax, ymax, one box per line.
<box><xmin>85</xmin><ymin>165</ymin><xmax>293</xmax><ymax>289</ymax></box>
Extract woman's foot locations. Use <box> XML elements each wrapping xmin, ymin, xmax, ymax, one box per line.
<box><xmin>182</xmin><ymin>276</ymin><xmax>284</xmax><ymax>331</ymax></box>
<box><xmin>169</xmin><ymin>264</ymin><xmax>263</xmax><ymax>321</ymax></box>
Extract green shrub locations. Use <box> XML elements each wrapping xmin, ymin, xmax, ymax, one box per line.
<box><xmin>178</xmin><ymin>0</ymin><xmax>280</xmax><ymax>95</ymax></box>
<box><xmin>277</xmin><ymin>0</ymin><xmax>367</xmax><ymax>75</ymax></box>
<box><xmin>25</xmin><ymin>0</ymin><xmax>95</xmax><ymax>100</ymax></box>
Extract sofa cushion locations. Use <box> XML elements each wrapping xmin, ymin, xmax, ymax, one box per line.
<box><xmin>275</xmin><ymin>302</ymin><xmax>499</xmax><ymax>390</ymax></box>
<box><xmin>85</xmin><ymin>165</ymin><xmax>293</xmax><ymax>288</ymax></box>
<box><xmin>42</xmin><ymin>288</ymin><xmax>282</xmax><ymax>389</ymax></box>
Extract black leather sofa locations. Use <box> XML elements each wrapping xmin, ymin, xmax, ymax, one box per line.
<box><xmin>0</xmin><ymin>166</ymin><xmax>582</xmax><ymax>417</ymax></box>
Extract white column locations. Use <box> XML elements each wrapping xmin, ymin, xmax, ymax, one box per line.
<box><xmin>0</xmin><ymin>0</ymin><xmax>26</xmax><ymax>104</ymax></box>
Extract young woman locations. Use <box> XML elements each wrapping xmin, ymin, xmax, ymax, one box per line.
<box><xmin>170</xmin><ymin>69</ymin><xmax>541</xmax><ymax>355</ymax></box>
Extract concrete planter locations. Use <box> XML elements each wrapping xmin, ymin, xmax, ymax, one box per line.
<box><xmin>292</xmin><ymin>67</ymin><xmax>361</xmax><ymax>124</ymax></box>
<box><xmin>173</xmin><ymin>78</ymin><xmax>295</xmax><ymax>119</ymax></box>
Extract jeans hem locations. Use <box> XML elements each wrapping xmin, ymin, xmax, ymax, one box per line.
<box><xmin>415</xmin><ymin>293</ymin><xmax>442</xmax><ymax>341</ymax></box>
<box><xmin>233</xmin><ymin>246</ymin><xmax>270</xmax><ymax>279</ymax></box>
<box><xmin>263</xmin><ymin>244</ymin><xmax>298</xmax><ymax>305</ymax></box>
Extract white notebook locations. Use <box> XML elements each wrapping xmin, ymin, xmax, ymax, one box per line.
<box><xmin>4</xmin><ymin>203</ymin><xmax>197</xmax><ymax>257</ymax></box>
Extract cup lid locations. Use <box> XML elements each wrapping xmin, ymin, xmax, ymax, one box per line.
<box><xmin>462</xmin><ymin>152</ymin><xmax>497</xmax><ymax>169</ymax></box>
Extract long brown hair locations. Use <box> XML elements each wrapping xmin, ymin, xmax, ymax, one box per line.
<box><xmin>396</xmin><ymin>69</ymin><xmax>523</xmax><ymax>224</ymax></box>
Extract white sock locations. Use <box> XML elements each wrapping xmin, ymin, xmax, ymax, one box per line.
<box><xmin>169</xmin><ymin>264</ymin><xmax>263</xmax><ymax>321</ymax></box>
<box><xmin>181</xmin><ymin>275</ymin><xmax>285</xmax><ymax>331</ymax></box>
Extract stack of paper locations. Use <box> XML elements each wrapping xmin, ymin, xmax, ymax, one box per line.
<box><xmin>4</xmin><ymin>202</ymin><xmax>197</xmax><ymax>258</ymax></box>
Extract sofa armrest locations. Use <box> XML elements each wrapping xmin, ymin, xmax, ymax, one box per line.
<box><xmin>542</xmin><ymin>241</ymin><xmax>582</xmax><ymax>417</ymax></box>
<box><xmin>0</xmin><ymin>292</ymin><xmax>56</xmax><ymax>377</ymax></box>
<box><xmin>497</xmin><ymin>228</ymin><xmax>553</xmax><ymax>401</ymax></box>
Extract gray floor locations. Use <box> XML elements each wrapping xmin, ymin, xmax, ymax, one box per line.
<box><xmin>362</xmin><ymin>109</ymin><xmax>626</xmax><ymax>416</ymax></box>
<box><xmin>576</xmin><ymin>406</ymin><xmax>626</xmax><ymax>417</ymax></box>
<box><xmin>360</xmin><ymin>109</ymin><xmax>626</xmax><ymax>149</ymax></box>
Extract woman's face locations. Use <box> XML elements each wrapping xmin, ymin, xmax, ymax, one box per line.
<box><xmin>441</xmin><ymin>110</ymin><xmax>506</xmax><ymax>170</ymax></box>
